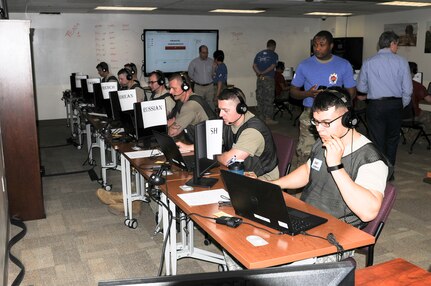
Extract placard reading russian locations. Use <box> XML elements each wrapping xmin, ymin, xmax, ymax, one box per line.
<box><xmin>118</xmin><ymin>89</ymin><xmax>137</xmax><ymax>111</ymax></box>
<box><xmin>140</xmin><ymin>99</ymin><xmax>167</xmax><ymax>128</ymax></box>
<box><xmin>206</xmin><ymin>119</ymin><xmax>223</xmax><ymax>159</ymax></box>
<box><xmin>86</xmin><ymin>78</ymin><xmax>101</xmax><ymax>93</ymax></box>
<box><xmin>101</xmin><ymin>82</ymin><xmax>118</xmax><ymax>99</ymax></box>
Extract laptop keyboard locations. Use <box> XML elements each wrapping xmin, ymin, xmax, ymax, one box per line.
<box><xmin>289</xmin><ymin>208</ymin><xmax>316</xmax><ymax>232</ymax></box>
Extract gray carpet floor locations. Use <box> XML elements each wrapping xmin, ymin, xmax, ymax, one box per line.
<box><xmin>7</xmin><ymin>108</ymin><xmax>431</xmax><ymax>285</ymax></box>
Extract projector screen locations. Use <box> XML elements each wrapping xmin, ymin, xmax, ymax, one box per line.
<box><xmin>143</xmin><ymin>29</ymin><xmax>219</xmax><ymax>76</ymax></box>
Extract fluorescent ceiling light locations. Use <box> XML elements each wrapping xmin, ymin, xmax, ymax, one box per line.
<box><xmin>305</xmin><ymin>12</ymin><xmax>353</xmax><ymax>16</ymax></box>
<box><xmin>95</xmin><ymin>6</ymin><xmax>157</xmax><ymax>11</ymax></box>
<box><xmin>210</xmin><ymin>9</ymin><xmax>265</xmax><ymax>14</ymax></box>
<box><xmin>377</xmin><ymin>1</ymin><xmax>431</xmax><ymax>7</ymax></box>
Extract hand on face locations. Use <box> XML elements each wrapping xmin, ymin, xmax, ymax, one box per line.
<box><xmin>322</xmin><ymin>135</ymin><xmax>344</xmax><ymax>167</ymax></box>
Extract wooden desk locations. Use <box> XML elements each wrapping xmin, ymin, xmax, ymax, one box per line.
<box><xmin>115</xmin><ymin>151</ymin><xmax>374</xmax><ymax>274</ymax></box>
<box><xmin>356</xmin><ymin>258</ymin><xmax>431</xmax><ymax>285</ymax></box>
<box><xmin>163</xmin><ymin>177</ymin><xmax>375</xmax><ymax>270</ymax></box>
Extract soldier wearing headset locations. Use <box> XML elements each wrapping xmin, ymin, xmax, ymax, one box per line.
<box><xmin>147</xmin><ymin>70</ymin><xmax>175</xmax><ymax>118</ymax></box>
<box><xmin>177</xmin><ymin>87</ymin><xmax>279</xmax><ymax>180</ymax></box>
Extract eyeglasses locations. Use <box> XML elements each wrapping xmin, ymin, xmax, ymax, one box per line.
<box><xmin>147</xmin><ymin>81</ymin><xmax>157</xmax><ymax>84</ymax></box>
<box><xmin>310</xmin><ymin>114</ymin><xmax>344</xmax><ymax>128</ymax></box>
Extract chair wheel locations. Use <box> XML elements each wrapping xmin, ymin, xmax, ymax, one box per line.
<box><xmin>128</xmin><ymin>219</ymin><xmax>138</xmax><ymax>229</ymax></box>
<box><xmin>104</xmin><ymin>185</ymin><xmax>112</xmax><ymax>191</ymax></box>
<box><xmin>204</xmin><ymin>239</ymin><xmax>212</xmax><ymax>246</ymax></box>
<box><xmin>124</xmin><ymin>218</ymin><xmax>130</xmax><ymax>226</ymax></box>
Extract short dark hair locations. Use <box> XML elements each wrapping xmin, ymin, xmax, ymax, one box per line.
<box><xmin>124</xmin><ymin>62</ymin><xmax>137</xmax><ymax>74</ymax></box>
<box><xmin>312</xmin><ymin>88</ymin><xmax>351</xmax><ymax>112</ymax></box>
<box><xmin>276</xmin><ymin>61</ymin><xmax>285</xmax><ymax>70</ymax></box>
<box><xmin>378</xmin><ymin>31</ymin><xmax>399</xmax><ymax>49</ymax></box>
<box><xmin>408</xmin><ymin>61</ymin><xmax>418</xmax><ymax>74</ymax></box>
<box><xmin>213</xmin><ymin>50</ymin><xmax>224</xmax><ymax>62</ymax></box>
<box><xmin>96</xmin><ymin>62</ymin><xmax>109</xmax><ymax>72</ymax></box>
<box><xmin>117</xmin><ymin>68</ymin><xmax>130</xmax><ymax>77</ymax></box>
<box><xmin>267</xmin><ymin>39</ymin><xmax>276</xmax><ymax>48</ymax></box>
<box><xmin>169</xmin><ymin>72</ymin><xmax>191</xmax><ymax>86</ymax></box>
<box><xmin>218</xmin><ymin>87</ymin><xmax>246</xmax><ymax>103</ymax></box>
<box><xmin>313</xmin><ymin>30</ymin><xmax>334</xmax><ymax>44</ymax></box>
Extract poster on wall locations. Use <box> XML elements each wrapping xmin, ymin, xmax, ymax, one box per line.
<box><xmin>384</xmin><ymin>23</ymin><xmax>417</xmax><ymax>46</ymax></box>
<box><xmin>425</xmin><ymin>22</ymin><xmax>431</xmax><ymax>53</ymax></box>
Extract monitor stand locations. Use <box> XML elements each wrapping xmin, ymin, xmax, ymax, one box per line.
<box><xmin>185</xmin><ymin>177</ymin><xmax>218</xmax><ymax>188</ymax></box>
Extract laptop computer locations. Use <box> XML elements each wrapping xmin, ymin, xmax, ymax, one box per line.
<box><xmin>152</xmin><ymin>130</ymin><xmax>195</xmax><ymax>171</ymax></box>
<box><xmin>220</xmin><ymin>170</ymin><xmax>328</xmax><ymax>236</ymax></box>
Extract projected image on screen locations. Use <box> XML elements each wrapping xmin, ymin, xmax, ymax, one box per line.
<box><xmin>143</xmin><ymin>30</ymin><xmax>219</xmax><ymax>76</ymax></box>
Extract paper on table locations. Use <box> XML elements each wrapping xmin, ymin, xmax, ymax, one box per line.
<box><xmin>178</xmin><ymin>189</ymin><xmax>230</xmax><ymax>206</ymax></box>
<box><xmin>124</xmin><ymin>149</ymin><xmax>163</xmax><ymax>159</ymax></box>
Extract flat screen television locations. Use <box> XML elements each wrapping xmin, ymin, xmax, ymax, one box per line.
<box><xmin>143</xmin><ymin>29</ymin><xmax>219</xmax><ymax>76</ymax></box>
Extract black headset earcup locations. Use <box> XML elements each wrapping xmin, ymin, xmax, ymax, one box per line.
<box><xmin>180</xmin><ymin>74</ymin><xmax>190</xmax><ymax>91</ymax></box>
<box><xmin>236</xmin><ymin>102</ymin><xmax>248</xmax><ymax>114</ymax></box>
<box><xmin>342</xmin><ymin>110</ymin><xmax>358</xmax><ymax>128</ymax></box>
<box><xmin>126</xmin><ymin>70</ymin><xmax>133</xmax><ymax>81</ymax></box>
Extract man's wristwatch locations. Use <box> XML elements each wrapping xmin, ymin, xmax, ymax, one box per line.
<box><xmin>327</xmin><ymin>163</ymin><xmax>344</xmax><ymax>172</ymax></box>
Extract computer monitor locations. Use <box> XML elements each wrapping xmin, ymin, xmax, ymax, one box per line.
<box><xmin>70</xmin><ymin>73</ymin><xmax>87</xmax><ymax>95</ymax></box>
<box><xmin>413</xmin><ymin>72</ymin><xmax>423</xmax><ymax>84</ymax></box>
<box><xmin>93</xmin><ymin>83</ymin><xmax>106</xmax><ymax>113</ymax></box>
<box><xmin>98</xmin><ymin>260</ymin><xmax>355</xmax><ymax>286</ymax></box>
<box><xmin>185</xmin><ymin>121</ymin><xmax>218</xmax><ymax>188</ymax></box>
<box><xmin>80</xmin><ymin>78</ymin><xmax>93</xmax><ymax>104</ymax></box>
<box><xmin>133</xmin><ymin>102</ymin><xmax>167</xmax><ymax>149</ymax></box>
<box><xmin>109</xmin><ymin>91</ymin><xmax>135</xmax><ymax>135</ymax></box>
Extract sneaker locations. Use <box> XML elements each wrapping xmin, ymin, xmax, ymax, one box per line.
<box><xmin>96</xmin><ymin>188</ymin><xmax>123</xmax><ymax>205</ymax></box>
<box><xmin>108</xmin><ymin>201</ymin><xmax>142</xmax><ymax>216</ymax></box>
<box><xmin>265</xmin><ymin>118</ymin><xmax>279</xmax><ymax>125</ymax></box>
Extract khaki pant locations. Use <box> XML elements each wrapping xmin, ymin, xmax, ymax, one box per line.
<box><xmin>296</xmin><ymin>108</ymin><xmax>318</xmax><ymax>164</ymax></box>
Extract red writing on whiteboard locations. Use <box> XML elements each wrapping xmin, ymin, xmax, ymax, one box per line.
<box><xmin>65</xmin><ymin>23</ymin><xmax>81</xmax><ymax>38</ymax></box>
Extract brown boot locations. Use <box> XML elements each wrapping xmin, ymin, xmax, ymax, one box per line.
<box><xmin>108</xmin><ymin>201</ymin><xmax>142</xmax><ymax>216</ymax></box>
<box><xmin>96</xmin><ymin>188</ymin><xmax>123</xmax><ymax>205</ymax></box>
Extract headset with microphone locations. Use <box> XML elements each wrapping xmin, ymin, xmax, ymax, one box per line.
<box><xmin>226</xmin><ymin>87</ymin><xmax>248</xmax><ymax>125</ymax></box>
<box><xmin>326</xmin><ymin>89</ymin><xmax>358</xmax><ymax>129</ymax></box>
<box><xmin>154</xmin><ymin>70</ymin><xmax>166</xmax><ymax>86</ymax></box>
<box><xmin>179</xmin><ymin>73</ymin><xmax>191</xmax><ymax>92</ymax></box>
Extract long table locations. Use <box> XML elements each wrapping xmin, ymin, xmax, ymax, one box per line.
<box><xmin>162</xmin><ymin>177</ymin><xmax>375</xmax><ymax>272</ymax></box>
<box><xmin>110</xmin><ymin>147</ymin><xmax>376</xmax><ymax>274</ymax></box>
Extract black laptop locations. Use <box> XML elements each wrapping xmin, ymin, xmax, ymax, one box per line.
<box><xmin>220</xmin><ymin>170</ymin><xmax>328</xmax><ymax>236</ymax></box>
<box><xmin>152</xmin><ymin>130</ymin><xmax>195</xmax><ymax>171</ymax></box>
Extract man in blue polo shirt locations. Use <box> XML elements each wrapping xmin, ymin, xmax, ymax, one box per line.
<box><xmin>291</xmin><ymin>30</ymin><xmax>356</xmax><ymax>163</ymax></box>
<box><xmin>253</xmin><ymin>39</ymin><xmax>279</xmax><ymax>125</ymax></box>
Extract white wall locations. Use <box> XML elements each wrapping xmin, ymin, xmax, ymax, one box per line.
<box><xmin>10</xmin><ymin>13</ymin><xmax>320</xmax><ymax>120</ymax></box>
<box><xmin>356</xmin><ymin>8</ymin><xmax>431</xmax><ymax>88</ymax></box>
<box><xmin>11</xmin><ymin>8</ymin><xmax>431</xmax><ymax>120</ymax></box>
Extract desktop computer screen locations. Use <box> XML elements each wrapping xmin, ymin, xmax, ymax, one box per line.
<box><xmin>98</xmin><ymin>260</ymin><xmax>355</xmax><ymax>286</ymax></box>
<box><xmin>133</xmin><ymin>102</ymin><xmax>167</xmax><ymax>149</ymax></box>
<box><xmin>185</xmin><ymin>121</ymin><xmax>218</xmax><ymax>188</ymax></box>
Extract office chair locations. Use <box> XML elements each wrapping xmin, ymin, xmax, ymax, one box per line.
<box><xmin>400</xmin><ymin>101</ymin><xmax>431</xmax><ymax>154</ymax></box>
<box><xmin>272</xmin><ymin>132</ymin><xmax>296</xmax><ymax>176</ymax></box>
<box><xmin>357</xmin><ymin>183</ymin><xmax>397</xmax><ymax>267</ymax></box>
<box><xmin>273</xmin><ymin>94</ymin><xmax>293</xmax><ymax>120</ymax></box>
